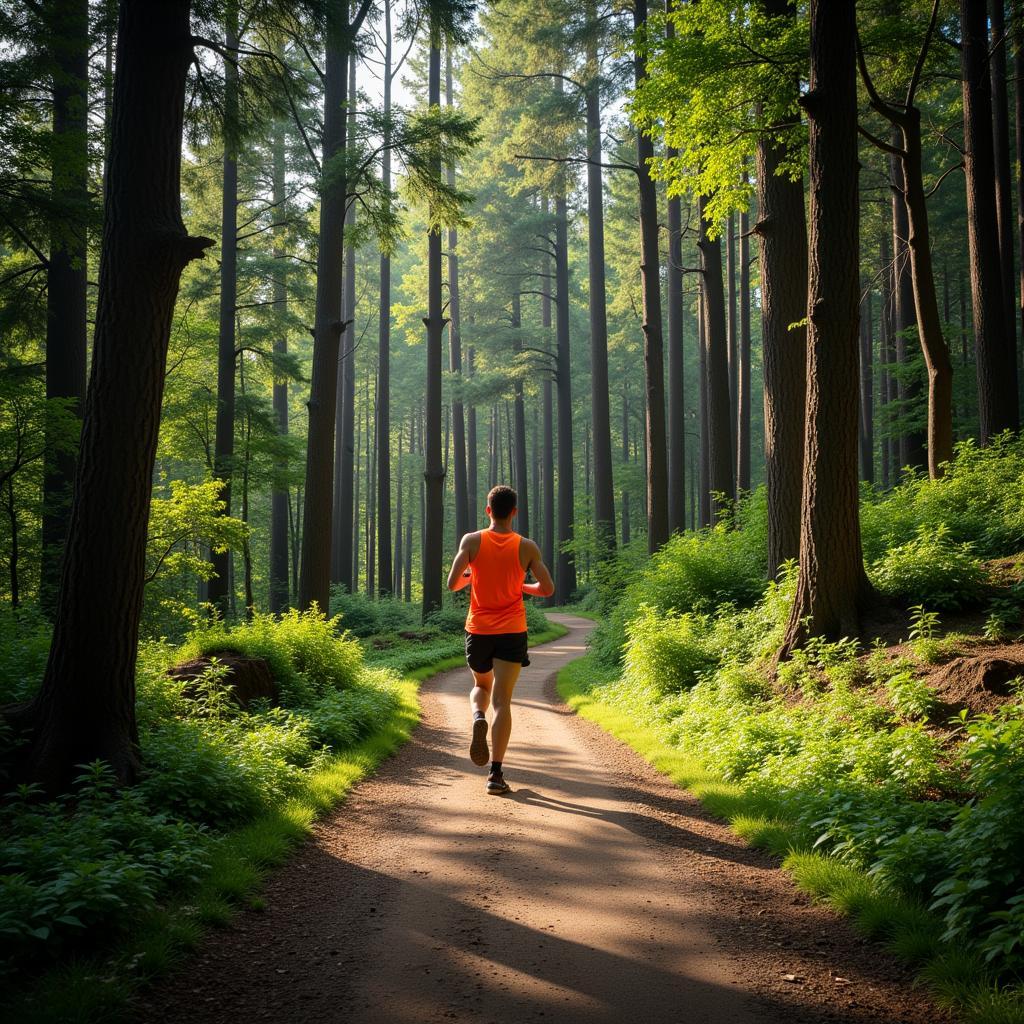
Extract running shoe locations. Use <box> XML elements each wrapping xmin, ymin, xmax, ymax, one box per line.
<box><xmin>470</xmin><ymin>716</ymin><xmax>489</xmax><ymax>766</ymax></box>
<box><xmin>486</xmin><ymin>772</ymin><xmax>511</xmax><ymax>795</ymax></box>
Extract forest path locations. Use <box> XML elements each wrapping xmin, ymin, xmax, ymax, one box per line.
<box><xmin>138</xmin><ymin>614</ymin><xmax>939</xmax><ymax>1024</ymax></box>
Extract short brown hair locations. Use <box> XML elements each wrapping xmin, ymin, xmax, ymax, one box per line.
<box><xmin>487</xmin><ymin>484</ymin><xmax>517</xmax><ymax>520</ymax></box>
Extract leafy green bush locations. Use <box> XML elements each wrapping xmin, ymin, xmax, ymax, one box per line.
<box><xmin>308</xmin><ymin>670</ymin><xmax>402</xmax><ymax>749</ymax></box>
<box><xmin>589</xmin><ymin>507</ymin><xmax>768</xmax><ymax>666</ymax></box>
<box><xmin>0</xmin><ymin>605</ymin><xmax>50</xmax><ymax>705</ymax></box>
<box><xmin>623</xmin><ymin>605</ymin><xmax>720</xmax><ymax>695</ymax></box>
<box><xmin>329</xmin><ymin>589</ymin><xmax>419</xmax><ymax>638</ymax></box>
<box><xmin>860</xmin><ymin>433</ymin><xmax>1024</xmax><ymax>562</ymax></box>
<box><xmin>0</xmin><ymin>762</ymin><xmax>209</xmax><ymax>979</ymax></box>
<box><xmin>178</xmin><ymin>607</ymin><xmax>363</xmax><ymax>705</ymax></box>
<box><xmin>869</xmin><ymin>525</ymin><xmax>986</xmax><ymax>610</ymax></box>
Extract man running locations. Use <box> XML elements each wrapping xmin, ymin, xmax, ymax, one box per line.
<box><xmin>446</xmin><ymin>484</ymin><xmax>554</xmax><ymax>795</ymax></box>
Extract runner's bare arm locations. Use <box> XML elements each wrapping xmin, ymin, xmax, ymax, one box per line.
<box><xmin>521</xmin><ymin>538</ymin><xmax>555</xmax><ymax>598</ymax></box>
<box><xmin>446</xmin><ymin>532</ymin><xmax>478</xmax><ymax>591</ymax></box>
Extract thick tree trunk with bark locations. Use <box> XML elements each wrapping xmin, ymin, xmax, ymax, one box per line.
<box><xmin>990</xmin><ymin>0</ymin><xmax>1017</xmax><ymax>357</ymax></box>
<box><xmin>737</xmin><ymin>200</ymin><xmax>752</xmax><ymax>493</ymax></box>
<box><xmin>860</xmin><ymin>285</ymin><xmax>875</xmax><ymax>482</ymax></box>
<box><xmin>779</xmin><ymin>0</ymin><xmax>871</xmax><ymax>658</ymax></box>
<box><xmin>269</xmin><ymin>118</ymin><xmax>289</xmax><ymax>613</ymax></box>
<box><xmin>634</xmin><ymin>0</ymin><xmax>669</xmax><ymax>552</ymax></box>
<box><xmin>208</xmin><ymin>2</ymin><xmax>239</xmax><ymax>615</ymax></box>
<box><xmin>584</xmin><ymin>10</ymin><xmax>616</xmax><ymax>558</ymax></box>
<box><xmin>376</xmin><ymin>6</ymin><xmax>395</xmax><ymax>596</ymax></box>
<box><xmin>666</xmin><ymin>166</ymin><xmax>686</xmax><ymax>532</ymax></box>
<box><xmin>697</xmin><ymin>195</ymin><xmax>734</xmax><ymax>524</ymax></box>
<box><xmin>511</xmin><ymin>293</ymin><xmax>530</xmax><ymax>537</ymax></box>
<box><xmin>757</xmin><ymin>0</ymin><xmax>806</xmax><ymax>579</ymax></box>
<box><xmin>41</xmin><ymin>0</ymin><xmax>89</xmax><ymax>616</ymax></box>
<box><xmin>15</xmin><ymin>0</ymin><xmax>213</xmax><ymax>790</ymax></box>
<box><xmin>332</xmin><ymin>51</ymin><xmax>358</xmax><ymax>592</ymax></box>
<box><xmin>961</xmin><ymin>0</ymin><xmax>1020</xmax><ymax>440</ymax></box>
<box><xmin>554</xmin><ymin>191</ymin><xmax>576</xmax><ymax>602</ymax></box>
<box><xmin>299</xmin><ymin>4</ymin><xmax>368</xmax><ymax>610</ymax></box>
<box><xmin>422</xmin><ymin>34</ymin><xmax>446</xmax><ymax>618</ymax></box>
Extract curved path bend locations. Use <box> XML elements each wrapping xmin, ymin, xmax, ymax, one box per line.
<box><xmin>139</xmin><ymin>614</ymin><xmax>941</xmax><ymax>1024</ymax></box>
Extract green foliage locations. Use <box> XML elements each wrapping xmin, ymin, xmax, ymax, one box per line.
<box><xmin>589</xmin><ymin>493</ymin><xmax>768</xmax><ymax>666</ymax></box>
<box><xmin>0</xmin><ymin>604</ymin><xmax>50</xmax><ymax>705</ymax></box>
<box><xmin>860</xmin><ymin>435</ymin><xmax>1024</xmax><ymax>562</ymax></box>
<box><xmin>0</xmin><ymin>763</ymin><xmax>209</xmax><ymax>981</ymax></box>
<box><xmin>869</xmin><ymin>525</ymin><xmax>985</xmax><ymax>610</ymax></box>
<box><xmin>623</xmin><ymin>605</ymin><xmax>719</xmax><ymax>696</ymax></box>
<box><xmin>178</xmin><ymin>606</ymin><xmax>364</xmax><ymax>705</ymax></box>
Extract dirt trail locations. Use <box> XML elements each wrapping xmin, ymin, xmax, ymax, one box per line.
<box><xmin>139</xmin><ymin>614</ymin><xmax>942</xmax><ymax>1024</ymax></box>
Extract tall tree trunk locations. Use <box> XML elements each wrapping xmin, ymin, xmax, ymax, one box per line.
<box><xmin>737</xmin><ymin>195</ymin><xmax>752</xmax><ymax>493</ymax></box>
<box><xmin>991</xmin><ymin>0</ymin><xmax>1017</xmax><ymax>361</ymax></box>
<box><xmin>666</xmin><ymin>168</ymin><xmax>686</xmax><ymax>532</ymax></box>
<box><xmin>697</xmin><ymin>195</ymin><xmax>734</xmax><ymax>523</ymax></box>
<box><xmin>446</xmin><ymin>46</ymin><xmax>469</xmax><ymax>545</ymax></box>
<box><xmin>41</xmin><ymin>0</ymin><xmax>89</xmax><ymax>616</ymax></box>
<box><xmin>726</xmin><ymin>209</ymin><xmax>738</xmax><ymax>490</ymax></box>
<box><xmin>961</xmin><ymin>0</ymin><xmax>1020</xmax><ymax>440</ymax></box>
<box><xmin>621</xmin><ymin>387</ymin><xmax>631</xmax><ymax>545</ymax></box>
<box><xmin>394</xmin><ymin>415</ymin><xmax>404</xmax><ymax>597</ymax></box>
<box><xmin>299</xmin><ymin>3</ymin><xmax>368</xmax><ymax>610</ymax></box>
<box><xmin>1015</xmin><ymin>2</ymin><xmax>1024</xmax><ymax>404</ymax></box>
<box><xmin>376</xmin><ymin>0</ymin><xmax>394</xmax><ymax>595</ymax></box>
<box><xmin>511</xmin><ymin>293</ymin><xmax>530</xmax><ymax>536</ymax></box>
<box><xmin>353</xmin><ymin>372</ymin><xmax>361</xmax><ymax>591</ymax></box>
<box><xmin>367</xmin><ymin>368</ymin><xmax>376</xmax><ymax>597</ymax></box>
<box><xmin>422</xmin><ymin>30</ymin><xmax>446</xmax><ymax>618</ymax></box>
<box><xmin>269</xmin><ymin>116</ymin><xmax>289</xmax><ymax>613</ymax></box>
<box><xmin>880</xmin><ymin>231</ymin><xmax>893</xmax><ymax>486</ymax></box>
<box><xmin>531</xmin><ymin>405</ymin><xmax>540</xmax><ymax>540</ymax></box>
<box><xmin>779</xmin><ymin>0</ymin><xmax>871</xmax><ymax>657</ymax></box>
<box><xmin>466</xmin><ymin>346</ymin><xmax>478</xmax><ymax>529</ymax></box>
<box><xmin>554</xmin><ymin>190</ymin><xmax>576</xmax><ymax>602</ymax></box>
<box><xmin>698</xmin><ymin>289</ymin><xmax>711</xmax><ymax>527</ymax></box>
<box><xmin>542</xmin><ymin>210</ymin><xmax>555</xmax><ymax>575</ymax></box>
<box><xmin>208</xmin><ymin>1</ymin><xmax>239</xmax><ymax>616</ymax></box>
<box><xmin>584</xmin><ymin>5</ymin><xmax>616</xmax><ymax>557</ymax></box>
<box><xmin>332</xmin><ymin>49</ymin><xmax>358</xmax><ymax>591</ymax></box>
<box><xmin>860</xmin><ymin>284</ymin><xmax>875</xmax><ymax>482</ymax></box>
<box><xmin>18</xmin><ymin>0</ymin><xmax>213</xmax><ymax>789</ymax></box>
<box><xmin>634</xmin><ymin>0</ymin><xmax>669</xmax><ymax>551</ymax></box>
<box><xmin>755</xmin><ymin>0</ymin><xmax>806</xmax><ymax>578</ymax></box>
<box><xmin>239</xmin><ymin>361</ymin><xmax>254</xmax><ymax>617</ymax></box>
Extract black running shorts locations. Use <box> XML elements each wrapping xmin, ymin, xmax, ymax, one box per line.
<box><xmin>464</xmin><ymin>630</ymin><xmax>530</xmax><ymax>673</ymax></box>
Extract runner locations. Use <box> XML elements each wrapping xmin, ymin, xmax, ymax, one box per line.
<box><xmin>446</xmin><ymin>484</ymin><xmax>555</xmax><ymax>794</ymax></box>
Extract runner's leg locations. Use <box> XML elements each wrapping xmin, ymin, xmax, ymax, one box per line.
<box><xmin>470</xmin><ymin>669</ymin><xmax>493</xmax><ymax>717</ymax></box>
<box><xmin>489</xmin><ymin>658</ymin><xmax>522</xmax><ymax>764</ymax></box>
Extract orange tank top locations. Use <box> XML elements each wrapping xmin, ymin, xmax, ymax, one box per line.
<box><xmin>465</xmin><ymin>530</ymin><xmax>527</xmax><ymax>635</ymax></box>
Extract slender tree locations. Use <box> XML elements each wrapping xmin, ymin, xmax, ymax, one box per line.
<box><xmin>736</xmin><ymin>198</ymin><xmax>751</xmax><ymax>493</ymax></box>
<box><xmin>208</xmin><ymin>1</ymin><xmax>240</xmax><ymax>615</ymax></box>
<box><xmin>40</xmin><ymin>0</ymin><xmax>89</xmax><ymax>615</ymax></box>
<box><xmin>299</xmin><ymin>0</ymin><xmax>372</xmax><ymax>611</ymax></box>
<box><xmin>961</xmin><ymin>0</ymin><xmax>1019</xmax><ymax>441</ymax></box>
<box><xmin>553</xmin><ymin>184</ymin><xmax>576</xmax><ymax>600</ymax></box>
<box><xmin>779</xmin><ymin>0</ymin><xmax>871</xmax><ymax>656</ymax></box>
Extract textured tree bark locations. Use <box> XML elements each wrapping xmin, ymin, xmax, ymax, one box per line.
<box><xmin>332</xmin><ymin>50</ymin><xmax>358</xmax><ymax>592</ymax></box>
<box><xmin>859</xmin><ymin>285</ymin><xmax>875</xmax><ymax>483</ymax></box>
<box><xmin>961</xmin><ymin>0</ymin><xmax>1020</xmax><ymax>440</ymax></box>
<box><xmin>422</xmin><ymin>33</ymin><xmax>446</xmax><ymax>618</ymax></box>
<box><xmin>511</xmin><ymin>292</ymin><xmax>530</xmax><ymax>537</ymax></box>
<box><xmin>737</xmin><ymin>199</ymin><xmax>751</xmax><ymax>494</ymax></box>
<box><xmin>584</xmin><ymin>11</ymin><xmax>616</xmax><ymax>558</ymax></box>
<box><xmin>446</xmin><ymin>47</ymin><xmax>469</xmax><ymax>548</ymax></box>
<box><xmin>467</xmin><ymin>346</ymin><xmax>478</xmax><ymax>529</ymax></box>
<box><xmin>554</xmin><ymin>190</ymin><xmax>576</xmax><ymax>601</ymax></box>
<box><xmin>698</xmin><ymin>289</ymin><xmax>711</xmax><ymax>527</ymax></box>
<box><xmin>394</xmin><ymin>416</ymin><xmax>404</xmax><ymax>597</ymax></box>
<box><xmin>634</xmin><ymin>0</ymin><xmax>669</xmax><ymax>552</ymax></box>
<box><xmin>621</xmin><ymin>387</ymin><xmax>631</xmax><ymax>545</ymax></box>
<box><xmin>541</xmin><ymin>199</ymin><xmax>555</xmax><ymax>578</ymax></box>
<box><xmin>879</xmin><ymin>231</ymin><xmax>894</xmax><ymax>487</ymax></box>
<box><xmin>367</xmin><ymin>368</ymin><xmax>376</xmax><ymax>597</ymax></box>
<box><xmin>990</xmin><ymin>0</ymin><xmax>1018</xmax><ymax>361</ymax></box>
<box><xmin>697</xmin><ymin>195</ymin><xmax>734</xmax><ymax>524</ymax></box>
<box><xmin>779</xmin><ymin>0</ymin><xmax>871</xmax><ymax>658</ymax></box>
<box><xmin>269</xmin><ymin>117</ymin><xmax>290</xmax><ymax>613</ymax></box>
<box><xmin>299</xmin><ymin>3</ymin><xmax>368</xmax><ymax>610</ymax></box>
<box><xmin>726</xmin><ymin>210</ymin><xmax>738</xmax><ymax>490</ymax></box>
<box><xmin>1015</xmin><ymin>2</ymin><xmax>1024</xmax><ymax>402</ymax></box>
<box><xmin>376</xmin><ymin>1</ymin><xmax>395</xmax><ymax>596</ymax></box>
<box><xmin>666</xmin><ymin>168</ymin><xmax>686</xmax><ymax>533</ymax></box>
<box><xmin>16</xmin><ymin>0</ymin><xmax>213</xmax><ymax>789</ymax></box>
<box><xmin>208</xmin><ymin>1</ymin><xmax>239</xmax><ymax>615</ymax></box>
<box><xmin>40</xmin><ymin>0</ymin><xmax>89</xmax><ymax>616</ymax></box>
<box><xmin>755</xmin><ymin>1</ymin><xmax>806</xmax><ymax>578</ymax></box>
